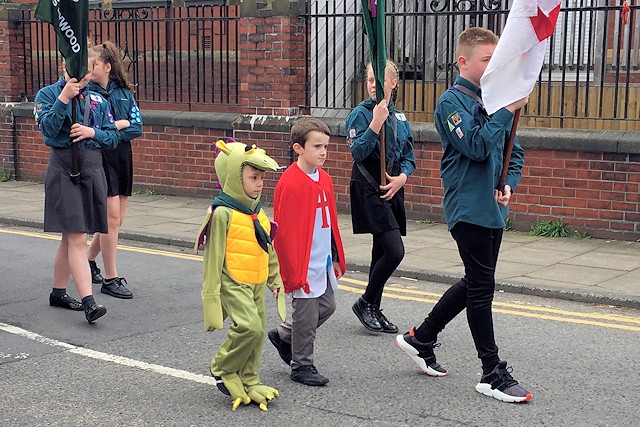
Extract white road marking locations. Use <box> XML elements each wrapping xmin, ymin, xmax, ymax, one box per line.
<box><xmin>0</xmin><ymin>322</ymin><xmax>216</xmax><ymax>386</ymax></box>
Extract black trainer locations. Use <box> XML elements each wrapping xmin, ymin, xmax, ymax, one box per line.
<box><xmin>475</xmin><ymin>361</ymin><xmax>532</xmax><ymax>403</ymax></box>
<box><xmin>395</xmin><ymin>327</ymin><xmax>448</xmax><ymax>377</ymax></box>
<box><xmin>268</xmin><ymin>329</ymin><xmax>292</xmax><ymax>366</ymax></box>
<box><xmin>352</xmin><ymin>297</ymin><xmax>382</xmax><ymax>331</ymax></box>
<box><xmin>89</xmin><ymin>260</ymin><xmax>104</xmax><ymax>284</ymax></box>
<box><xmin>290</xmin><ymin>365</ymin><xmax>329</xmax><ymax>386</ymax></box>
<box><xmin>101</xmin><ymin>277</ymin><xmax>134</xmax><ymax>299</ymax></box>
<box><xmin>49</xmin><ymin>292</ymin><xmax>83</xmax><ymax>311</ymax></box>
<box><xmin>209</xmin><ymin>368</ymin><xmax>231</xmax><ymax>396</ymax></box>
<box><xmin>375</xmin><ymin>307</ymin><xmax>398</xmax><ymax>333</ymax></box>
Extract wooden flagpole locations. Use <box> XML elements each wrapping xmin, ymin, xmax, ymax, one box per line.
<box><xmin>498</xmin><ymin>108</ymin><xmax>520</xmax><ymax>193</ymax></box>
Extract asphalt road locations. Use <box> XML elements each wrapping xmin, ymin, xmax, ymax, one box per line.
<box><xmin>1</xmin><ymin>226</ymin><xmax>639</xmax><ymax>426</ymax></box>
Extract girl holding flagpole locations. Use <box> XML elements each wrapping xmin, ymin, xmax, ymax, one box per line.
<box><xmin>34</xmin><ymin>49</ymin><xmax>119</xmax><ymax>324</ymax></box>
<box><xmin>345</xmin><ymin>60</ymin><xmax>416</xmax><ymax>334</ymax></box>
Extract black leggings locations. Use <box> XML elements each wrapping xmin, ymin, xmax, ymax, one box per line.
<box><xmin>415</xmin><ymin>222</ymin><xmax>502</xmax><ymax>371</ymax></box>
<box><xmin>362</xmin><ymin>228</ymin><xmax>405</xmax><ymax>307</ymax></box>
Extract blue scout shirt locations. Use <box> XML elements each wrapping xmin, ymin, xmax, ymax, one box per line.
<box><xmin>346</xmin><ymin>98</ymin><xmax>416</xmax><ymax>178</ymax></box>
<box><xmin>434</xmin><ymin>76</ymin><xmax>524</xmax><ymax>230</ymax></box>
<box><xmin>34</xmin><ymin>78</ymin><xmax>118</xmax><ymax>150</ymax></box>
<box><xmin>87</xmin><ymin>80</ymin><xmax>143</xmax><ymax>142</ymax></box>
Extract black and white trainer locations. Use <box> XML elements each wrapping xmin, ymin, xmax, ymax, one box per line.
<box><xmin>395</xmin><ymin>327</ymin><xmax>448</xmax><ymax>377</ymax></box>
<box><xmin>475</xmin><ymin>361</ymin><xmax>533</xmax><ymax>403</ymax></box>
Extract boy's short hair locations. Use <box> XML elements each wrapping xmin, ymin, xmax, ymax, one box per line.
<box><xmin>456</xmin><ymin>27</ymin><xmax>499</xmax><ymax>59</ymax></box>
<box><xmin>290</xmin><ymin>117</ymin><xmax>331</xmax><ymax>148</ymax></box>
<box><xmin>242</xmin><ymin>163</ymin><xmax>262</xmax><ymax>172</ymax></box>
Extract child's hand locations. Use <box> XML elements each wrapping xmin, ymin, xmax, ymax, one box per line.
<box><xmin>59</xmin><ymin>78</ymin><xmax>81</xmax><ymax>103</ymax></box>
<box><xmin>333</xmin><ymin>262</ymin><xmax>344</xmax><ymax>279</ymax></box>
<box><xmin>59</xmin><ymin>73</ymin><xmax>91</xmax><ymax>103</ymax></box>
<box><xmin>494</xmin><ymin>184</ymin><xmax>512</xmax><ymax>208</ymax></box>
<box><xmin>380</xmin><ymin>172</ymin><xmax>408</xmax><ymax>200</ymax></box>
<box><xmin>70</xmin><ymin>123</ymin><xmax>96</xmax><ymax>143</ymax></box>
<box><xmin>370</xmin><ymin>99</ymin><xmax>389</xmax><ymax>132</ymax></box>
<box><xmin>114</xmin><ymin>119</ymin><xmax>130</xmax><ymax>131</ymax></box>
<box><xmin>272</xmin><ymin>288</ymin><xmax>280</xmax><ymax>298</ymax></box>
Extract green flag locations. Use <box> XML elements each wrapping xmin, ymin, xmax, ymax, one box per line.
<box><xmin>35</xmin><ymin>0</ymin><xmax>89</xmax><ymax>79</ymax></box>
<box><xmin>361</xmin><ymin>0</ymin><xmax>386</xmax><ymax>105</ymax></box>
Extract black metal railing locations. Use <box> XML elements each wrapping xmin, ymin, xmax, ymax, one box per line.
<box><xmin>21</xmin><ymin>4</ymin><xmax>240</xmax><ymax>111</ymax></box>
<box><xmin>21</xmin><ymin>1</ymin><xmax>640</xmax><ymax>128</ymax></box>
<box><xmin>305</xmin><ymin>0</ymin><xmax>640</xmax><ymax>129</ymax></box>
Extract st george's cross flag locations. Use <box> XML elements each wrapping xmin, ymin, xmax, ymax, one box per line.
<box><xmin>480</xmin><ymin>0</ymin><xmax>561</xmax><ymax>114</ymax></box>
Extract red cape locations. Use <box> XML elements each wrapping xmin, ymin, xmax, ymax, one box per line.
<box><xmin>273</xmin><ymin>162</ymin><xmax>346</xmax><ymax>294</ymax></box>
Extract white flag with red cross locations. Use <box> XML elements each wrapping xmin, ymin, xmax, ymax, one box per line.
<box><xmin>480</xmin><ymin>0</ymin><xmax>561</xmax><ymax>115</ymax></box>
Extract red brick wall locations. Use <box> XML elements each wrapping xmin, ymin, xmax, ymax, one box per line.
<box><xmin>10</xmin><ymin>113</ymin><xmax>640</xmax><ymax>241</ymax></box>
<box><xmin>512</xmin><ymin>150</ymin><xmax>640</xmax><ymax>240</ymax></box>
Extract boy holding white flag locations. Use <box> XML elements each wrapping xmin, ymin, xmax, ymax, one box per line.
<box><xmin>396</xmin><ymin>27</ymin><xmax>532</xmax><ymax>403</ymax></box>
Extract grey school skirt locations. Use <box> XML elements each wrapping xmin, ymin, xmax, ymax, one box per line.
<box><xmin>43</xmin><ymin>145</ymin><xmax>108</xmax><ymax>234</ymax></box>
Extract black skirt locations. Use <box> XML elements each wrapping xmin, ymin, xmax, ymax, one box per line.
<box><xmin>44</xmin><ymin>146</ymin><xmax>108</xmax><ymax>234</ymax></box>
<box><xmin>349</xmin><ymin>162</ymin><xmax>407</xmax><ymax>236</ymax></box>
<box><xmin>102</xmin><ymin>141</ymin><xmax>133</xmax><ymax>197</ymax></box>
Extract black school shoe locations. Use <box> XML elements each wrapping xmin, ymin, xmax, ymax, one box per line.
<box><xmin>84</xmin><ymin>303</ymin><xmax>107</xmax><ymax>324</ymax></box>
<box><xmin>101</xmin><ymin>277</ymin><xmax>133</xmax><ymax>299</ymax></box>
<box><xmin>352</xmin><ymin>297</ymin><xmax>382</xmax><ymax>331</ymax></box>
<box><xmin>89</xmin><ymin>260</ymin><xmax>104</xmax><ymax>284</ymax></box>
<box><xmin>49</xmin><ymin>292</ymin><xmax>83</xmax><ymax>311</ymax></box>
<box><xmin>290</xmin><ymin>365</ymin><xmax>329</xmax><ymax>386</ymax></box>
<box><xmin>375</xmin><ymin>308</ymin><xmax>399</xmax><ymax>333</ymax></box>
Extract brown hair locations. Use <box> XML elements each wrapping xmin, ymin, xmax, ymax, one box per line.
<box><xmin>456</xmin><ymin>27</ymin><xmax>499</xmax><ymax>59</ymax></box>
<box><xmin>290</xmin><ymin>117</ymin><xmax>331</xmax><ymax>148</ymax></box>
<box><xmin>91</xmin><ymin>41</ymin><xmax>134</xmax><ymax>91</ymax></box>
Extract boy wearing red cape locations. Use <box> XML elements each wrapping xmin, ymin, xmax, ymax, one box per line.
<box><xmin>268</xmin><ymin>117</ymin><xmax>346</xmax><ymax>386</ymax></box>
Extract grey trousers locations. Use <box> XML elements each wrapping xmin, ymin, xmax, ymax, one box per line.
<box><xmin>277</xmin><ymin>285</ymin><xmax>336</xmax><ymax>370</ymax></box>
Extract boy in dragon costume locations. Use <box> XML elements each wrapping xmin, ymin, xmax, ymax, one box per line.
<box><xmin>196</xmin><ymin>139</ymin><xmax>286</xmax><ymax>411</ymax></box>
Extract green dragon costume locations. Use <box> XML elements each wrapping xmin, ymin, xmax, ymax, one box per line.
<box><xmin>196</xmin><ymin>139</ymin><xmax>286</xmax><ymax>411</ymax></box>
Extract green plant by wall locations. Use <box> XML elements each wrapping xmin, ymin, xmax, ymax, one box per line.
<box><xmin>529</xmin><ymin>219</ymin><xmax>590</xmax><ymax>239</ymax></box>
<box><xmin>529</xmin><ymin>220</ymin><xmax>568</xmax><ymax>237</ymax></box>
<box><xmin>0</xmin><ymin>170</ymin><xmax>12</xmax><ymax>182</ymax></box>
<box><xmin>133</xmin><ymin>188</ymin><xmax>155</xmax><ymax>196</ymax></box>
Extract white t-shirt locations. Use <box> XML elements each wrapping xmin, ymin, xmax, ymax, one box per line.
<box><xmin>291</xmin><ymin>169</ymin><xmax>338</xmax><ymax>299</ymax></box>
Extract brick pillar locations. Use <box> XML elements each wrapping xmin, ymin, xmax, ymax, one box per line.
<box><xmin>0</xmin><ymin>4</ymin><xmax>31</xmax><ymax>103</ymax></box>
<box><xmin>236</xmin><ymin>0</ymin><xmax>308</xmax><ymax>116</ymax></box>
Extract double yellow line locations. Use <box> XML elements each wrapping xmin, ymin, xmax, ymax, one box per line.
<box><xmin>339</xmin><ymin>277</ymin><xmax>640</xmax><ymax>333</ymax></box>
<box><xmin>3</xmin><ymin>227</ymin><xmax>639</xmax><ymax>332</ymax></box>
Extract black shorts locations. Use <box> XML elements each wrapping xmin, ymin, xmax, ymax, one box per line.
<box><xmin>102</xmin><ymin>141</ymin><xmax>133</xmax><ymax>197</ymax></box>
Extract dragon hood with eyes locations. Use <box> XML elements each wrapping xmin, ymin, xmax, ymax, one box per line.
<box><xmin>214</xmin><ymin>139</ymin><xmax>279</xmax><ymax>210</ymax></box>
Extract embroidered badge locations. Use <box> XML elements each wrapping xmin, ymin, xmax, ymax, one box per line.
<box><xmin>89</xmin><ymin>94</ymin><xmax>103</xmax><ymax>103</ymax></box>
<box><xmin>34</xmin><ymin>102</ymin><xmax>43</xmax><ymax>121</ymax></box>
<box><xmin>395</xmin><ymin>112</ymin><xmax>407</xmax><ymax>121</ymax></box>
<box><xmin>347</xmin><ymin>128</ymin><xmax>357</xmax><ymax>147</ymax></box>
<box><xmin>451</xmin><ymin>112</ymin><xmax>462</xmax><ymax>125</ymax></box>
<box><xmin>130</xmin><ymin>105</ymin><xmax>142</xmax><ymax>124</ymax></box>
<box><xmin>455</xmin><ymin>127</ymin><xmax>464</xmax><ymax>139</ymax></box>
